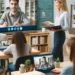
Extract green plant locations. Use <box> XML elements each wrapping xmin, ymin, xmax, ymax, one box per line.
<box><xmin>24</xmin><ymin>59</ymin><xmax>31</xmax><ymax>67</ymax></box>
<box><xmin>55</xmin><ymin>57</ymin><xmax>60</xmax><ymax>62</ymax></box>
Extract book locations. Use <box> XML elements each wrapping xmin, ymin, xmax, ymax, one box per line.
<box><xmin>31</xmin><ymin>37</ymin><xmax>38</xmax><ymax>45</ymax></box>
<box><xmin>41</xmin><ymin>25</ymin><xmax>62</xmax><ymax>30</ymax></box>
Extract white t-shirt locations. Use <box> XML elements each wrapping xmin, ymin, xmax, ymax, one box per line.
<box><xmin>3</xmin><ymin>43</ymin><xmax>31</xmax><ymax>64</ymax></box>
<box><xmin>55</xmin><ymin>11</ymin><xmax>69</xmax><ymax>31</ymax></box>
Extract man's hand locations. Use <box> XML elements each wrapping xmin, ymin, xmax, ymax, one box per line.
<box><xmin>3</xmin><ymin>22</ymin><xmax>8</xmax><ymax>27</ymax></box>
<box><xmin>13</xmin><ymin>22</ymin><xmax>20</xmax><ymax>26</ymax></box>
<box><xmin>13</xmin><ymin>22</ymin><xmax>24</xmax><ymax>26</ymax></box>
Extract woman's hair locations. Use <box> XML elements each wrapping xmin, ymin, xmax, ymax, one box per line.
<box><xmin>67</xmin><ymin>37</ymin><xmax>75</xmax><ymax>75</ymax></box>
<box><xmin>12</xmin><ymin>31</ymin><xmax>27</xmax><ymax>56</ymax></box>
<box><xmin>9</xmin><ymin>0</ymin><xmax>19</xmax><ymax>3</ymax></box>
<box><xmin>55</xmin><ymin>0</ymin><xmax>68</xmax><ymax>11</ymax></box>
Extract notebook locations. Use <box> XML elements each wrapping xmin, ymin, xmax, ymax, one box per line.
<box><xmin>41</xmin><ymin>25</ymin><xmax>62</xmax><ymax>30</ymax></box>
<box><xmin>33</xmin><ymin>54</ymin><xmax>55</xmax><ymax>73</ymax></box>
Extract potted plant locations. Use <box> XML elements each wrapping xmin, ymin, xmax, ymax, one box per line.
<box><xmin>55</xmin><ymin>57</ymin><xmax>60</xmax><ymax>68</ymax></box>
<box><xmin>24</xmin><ymin>59</ymin><xmax>34</xmax><ymax>72</ymax></box>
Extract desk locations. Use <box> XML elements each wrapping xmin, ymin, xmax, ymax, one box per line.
<box><xmin>0</xmin><ymin>51</ymin><xmax>12</xmax><ymax>59</ymax></box>
<box><xmin>11</xmin><ymin>61</ymin><xmax>71</xmax><ymax>75</ymax></box>
<box><xmin>0</xmin><ymin>51</ymin><xmax>40</xmax><ymax>59</ymax></box>
<box><xmin>11</xmin><ymin>71</ymin><xmax>58</xmax><ymax>75</ymax></box>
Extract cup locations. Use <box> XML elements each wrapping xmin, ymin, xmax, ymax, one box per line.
<box><xmin>19</xmin><ymin>67</ymin><xmax>25</xmax><ymax>73</ymax></box>
<box><xmin>42</xmin><ymin>27</ymin><xmax>46</xmax><ymax>32</ymax></box>
<box><xmin>19</xmin><ymin>64</ymin><xmax>25</xmax><ymax>73</ymax></box>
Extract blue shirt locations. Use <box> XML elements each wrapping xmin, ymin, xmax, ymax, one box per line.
<box><xmin>60</xmin><ymin>64</ymin><xmax>73</xmax><ymax>75</ymax></box>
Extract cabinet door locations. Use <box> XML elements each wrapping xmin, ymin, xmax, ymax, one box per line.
<box><xmin>37</xmin><ymin>0</ymin><xmax>54</xmax><ymax>29</ymax></box>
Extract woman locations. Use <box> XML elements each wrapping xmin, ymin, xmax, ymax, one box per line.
<box><xmin>44</xmin><ymin>0</ymin><xmax>69</xmax><ymax>62</ymax></box>
<box><xmin>3</xmin><ymin>31</ymin><xmax>31</xmax><ymax>70</ymax></box>
<box><xmin>52</xmin><ymin>37</ymin><xmax>75</xmax><ymax>75</ymax></box>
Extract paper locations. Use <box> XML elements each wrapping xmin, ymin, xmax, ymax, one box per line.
<box><xmin>20</xmin><ymin>71</ymin><xmax>45</xmax><ymax>75</ymax></box>
<box><xmin>31</xmin><ymin>48</ymin><xmax>40</xmax><ymax>52</ymax></box>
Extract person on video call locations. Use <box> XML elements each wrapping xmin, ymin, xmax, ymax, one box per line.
<box><xmin>40</xmin><ymin>57</ymin><xmax>49</xmax><ymax>68</ymax></box>
<box><xmin>0</xmin><ymin>0</ymin><xmax>30</xmax><ymax>27</ymax></box>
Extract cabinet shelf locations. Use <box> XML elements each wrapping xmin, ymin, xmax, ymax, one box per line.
<box><xmin>70</xmin><ymin>4</ymin><xmax>75</xmax><ymax>28</ymax></box>
<box><xmin>31</xmin><ymin>43</ymin><xmax>48</xmax><ymax>46</ymax></box>
<box><xmin>7</xmin><ymin>31</ymin><xmax>50</xmax><ymax>54</ymax></box>
<box><xmin>0</xmin><ymin>0</ymin><xmax>4</xmax><ymax>17</ymax></box>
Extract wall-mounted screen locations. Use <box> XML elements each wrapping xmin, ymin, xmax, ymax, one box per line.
<box><xmin>0</xmin><ymin>0</ymin><xmax>37</xmax><ymax>33</ymax></box>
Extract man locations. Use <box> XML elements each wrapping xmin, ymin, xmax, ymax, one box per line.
<box><xmin>0</xmin><ymin>0</ymin><xmax>30</xmax><ymax>27</ymax></box>
<box><xmin>40</xmin><ymin>57</ymin><xmax>49</xmax><ymax>69</ymax></box>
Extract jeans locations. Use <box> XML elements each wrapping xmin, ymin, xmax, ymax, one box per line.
<box><xmin>52</xmin><ymin>31</ymin><xmax>65</xmax><ymax>62</ymax></box>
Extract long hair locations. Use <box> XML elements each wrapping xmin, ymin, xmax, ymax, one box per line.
<box><xmin>12</xmin><ymin>31</ymin><xmax>27</xmax><ymax>56</ymax></box>
<box><xmin>67</xmin><ymin>37</ymin><xmax>75</xmax><ymax>75</ymax></box>
<box><xmin>55</xmin><ymin>0</ymin><xmax>68</xmax><ymax>12</ymax></box>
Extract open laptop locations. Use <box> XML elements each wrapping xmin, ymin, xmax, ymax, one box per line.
<box><xmin>33</xmin><ymin>54</ymin><xmax>55</xmax><ymax>73</ymax></box>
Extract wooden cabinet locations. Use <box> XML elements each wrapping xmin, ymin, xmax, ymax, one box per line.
<box><xmin>7</xmin><ymin>31</ymin><xmax>50</xmax><ymax>54</ymax></box>
<box><xmin>69</xmin><ymin>4</ymin><xmax>75</xmax><ymax>34</ymax></box>
<box><xmin>0</xmin><ymin>0</ymin><xmax>4</xmax><ymax>18</ymax></box>
<box><xmin>70</xmin><ymin>4</ymin><xmax>75</xmax><ymax>28</ymax></box>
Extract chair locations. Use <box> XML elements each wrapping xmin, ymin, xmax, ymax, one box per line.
<box><xmin>5</xmin><ymin>55</ymin><xmax>34</xmax><ymax>75</ymax></box>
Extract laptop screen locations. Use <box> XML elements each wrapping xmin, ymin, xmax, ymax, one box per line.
<box><xmin>33</xmin><ymin>54</ymin><xmax>55</xmax><ymax>73</ymax></box>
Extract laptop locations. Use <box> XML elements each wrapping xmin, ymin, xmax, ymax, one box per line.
<box><xmin>33</xmin><ymin>54</ymin><xmax>55</xmax><ymax>73</ymax></box>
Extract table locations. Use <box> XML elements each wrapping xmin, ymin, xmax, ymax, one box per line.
<box><xmin>0</xmin><ymin>50</ymin><xmax>40</xmax><ymax>71</ymax></box>
<box><xmin>11</xmin><ymin>61</ymin><xmax>71</xmax><ymax>75</ymax></box>
<box><xmin>0</xmin><ymin>51</ymin><xmax>40</xmax><ymax>59</ymax></box>
<box><xmin>11</xmin><ymin>71</ymin><xmax>58</xmax><ymax>75</ymax></box>
<box><xmin>0</xmin><ymin>51</ymin><xmax>12</xmax><ymax>59</ymax></box>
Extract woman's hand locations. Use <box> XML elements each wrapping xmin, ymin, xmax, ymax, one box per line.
<box><xmin>50</xmin><ymin>29</ymin><xmax>62</xmax><ymax>32</ymax></box>
<box><xmin>51</xmin><ymin>68</ymin><xmax>61</xmax><ymax>74</ymax></box>
<box><xmin>43</xmin><ymin>21</ymin><xmax>51</xmax><ymax>25</ymax></box>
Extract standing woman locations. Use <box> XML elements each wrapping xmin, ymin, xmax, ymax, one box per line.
<box><xmin>44</xmin><ymin>0</ymin><xmax>69</xmax><ymax>62</ymax></box>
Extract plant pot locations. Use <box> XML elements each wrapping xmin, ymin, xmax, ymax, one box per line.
<box><xmin>25</xmin><ymin>65</ymin><xmax>34</xmax><ymax>72</ymax></box>
<box><xmin>54</xmin><ymin>62</ymin><xmax>60</xmax><ymax>68</ymax></box>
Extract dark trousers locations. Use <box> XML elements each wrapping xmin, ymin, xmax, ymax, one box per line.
<box><xmin>52</xmin><ymin>31</ymin><xmax>65</xmax><ymax>62</ymax></box>
<box><xmin>0</xmin><ymin>49</ymin><xmax>5</xmax><ymax>68</ymax></box>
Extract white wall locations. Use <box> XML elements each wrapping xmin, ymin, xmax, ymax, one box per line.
<box><xmin>4</xmin><ymin>0</ymin><xmax>25</xmax><ymax>13</ymax></box>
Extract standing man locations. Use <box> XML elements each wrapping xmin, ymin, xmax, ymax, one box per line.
<box><xmin>0</xmin><ymin>0</ymin><xmax>30</xmax><ymax>27</ymax></box>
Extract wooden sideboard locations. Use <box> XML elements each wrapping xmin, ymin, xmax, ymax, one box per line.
<box><xmin>7</xmin><ymin>31</ymin><xmax>50</xmax><ymax>54</ymax></box>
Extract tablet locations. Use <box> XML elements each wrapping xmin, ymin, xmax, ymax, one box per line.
<box><xmin>33</xmin><ymin>54</ymin><xmax>55</xmax><ymax>73</ymax></box>
<box><xmin>41</xmin><ymin>25</ymin><xmax>62</xmax><ymax>30</ymax></box>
